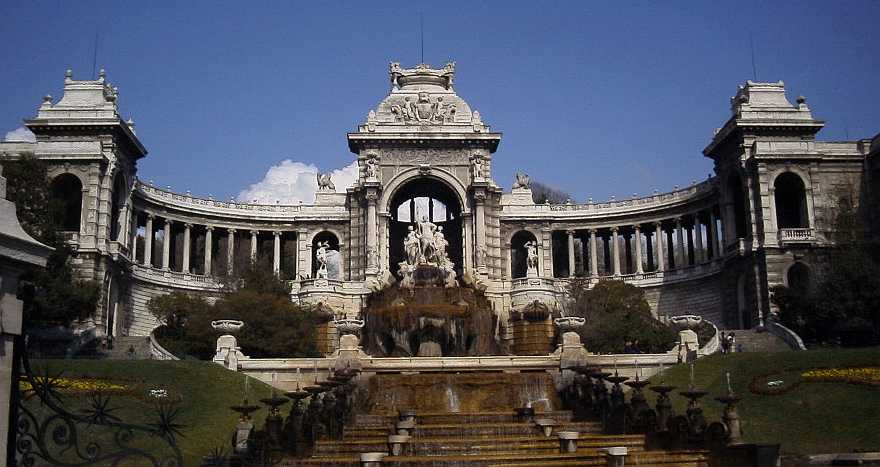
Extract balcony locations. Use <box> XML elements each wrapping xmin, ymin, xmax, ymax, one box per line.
<box><xmin>778</xmin><ymin>228</ymin><xmax>814</xmax><ymax>244</ymax></box>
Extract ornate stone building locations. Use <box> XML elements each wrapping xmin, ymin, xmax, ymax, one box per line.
<box><xmin>1</xmin><ymin>64</ymin><xmax>876</xmax><ymax>351</ymax></box>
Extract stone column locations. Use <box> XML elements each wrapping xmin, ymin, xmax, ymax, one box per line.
<box><xmin>162</xmin><ymin>219</ymin><xmax>172</xmax><ymax>270</ymax></box>
<box><xmin>130</xmin><ymin>213</ymin><xmax>139</xmax><ymax>262</ymax></box>
<box><xmin>566</xmin><ymin>230</ymin><xmax>576</xmax><ymax>278</ymax></box>
<box><xmin>633</xmin><ymin>225</ymin><xmax>643</xmax><ymax>274</ymax></box>
<box><xmin>611</xmin><ymin>227</ymin><xmax>621</xmax><ymax>276</ymax></box>
<box><xmin>589</xmin><ymin>229</ymin><xmax>598</xmax><ymax>278</ymax></box>
<box><xmin>674</xmin><ymin>217</ymin><xmax>685</xmax><ymax>269</ymax></box>
<box><xmin>722</xmin><ymin>202</ymin><xmax>735</xmax><ymax>246</ymax></box>
<box><xmin>709</xmin><ymin>209</ymin><xmax>719</xmax><ymax>258</ymax></box>
<box><xmin>250</xmin><ymin>230</ymin><xmax>258</xmax><ymax>262</ymax></box>
<box><xmin>694</xmin><ymin>214</ymin><xmax>705</xmax><ymax>263</ymax></box>
<box><xmin>273</xmin><ymin>231</ymin><xmax>281</xmax><ymax>276</ymax></box>
<box><xmin>182</xmin><ymin>223</ymin><xmax>192</xmax><ymax>273</ymax></box>
<box><xmin>227</xmin><ymin>228</ymin><xmax>236</xmax><ymax>275</ymax></box>
<box><xmin>366</xmin><ymin>192</ymin><xmax>378</xmax><ymax>272</ymax></box>
<box><xmin>144</xmin><ymin>214</ymin><xmax>154</xmax><ymax>267</ymax></box>
<box><xmin>204</xmin><ymin>226</ymin><xmax>213</xmax><ymax>275</ymax></box>
<box><xmin>474</xmin><ymin>193</ymin><xmax>487</xmax><ymax>271</ymax></box>
<box><xmin>654</xmin><ymin>222</ymin><xmax>666</xmax><ymax>271</ymax></box>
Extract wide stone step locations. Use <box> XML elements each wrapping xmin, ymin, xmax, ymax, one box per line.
<box><xmin>342</xmin><ymin>421</ymin><xmax>603</xmax><ymax>439</ymax></box>
<box><xmin>353</xmin><ymin>410</ymin><xmax>573</xmax><ymax>426</ymax></box>
<box><xmin>287</xmin><ymin>449</ymin><xmax>710</xmax><ymax>466</ymax></box>
<box><xmin>313</xmin><ymin>434</ymin><xmax>646</xmax><ymax>456</ymax></box>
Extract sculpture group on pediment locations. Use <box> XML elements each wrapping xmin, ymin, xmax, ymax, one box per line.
<box><xmin>391</xmin><ymin>92</ymin><xmax>456</xmax><ymax>125</ymax></box>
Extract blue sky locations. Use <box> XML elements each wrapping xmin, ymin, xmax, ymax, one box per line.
<box><xmin>2</xmin><ymin>1</ymin><xmax>878</xmax><ymax>203</ymax></box>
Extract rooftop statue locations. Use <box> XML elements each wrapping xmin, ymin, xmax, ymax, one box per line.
<box><xmin>316</xmin><ymin>172</ymin><xmax>335</xmax><ymax>192</ymax></box>
<box><xmin>513</xmin><ymin>172</ymin><xmax>531</xmax><ymax>190</ymax></box>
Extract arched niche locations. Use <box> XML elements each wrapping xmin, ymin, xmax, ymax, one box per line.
<box><xmin>510</xmin><ymin>230</ymin><xmax>538</xmax><ymax>279</ymax></box>
<box><xmin>727</xmin><ymin>172</ymin><xmax>748</xmax><ymax>239</ymax></box>
<box><xmin>311</xmin><ymin>231</ymin><xmax>341</xmax><ymax>279</ymax></box>
<box><xmin>786</xmin><ymin>262</ymin><xmax>811</xmax><ymax>293</ymax></box>
<box><xmin>50</xmin><ymin>173</ymin><xmax>83</xmax><ymax>232</ymax></box>
<box><xmin>774</xmin><ymin>172</ymin><xmax>809</xmax><ymax>229</ymax></box>
<box><xmin>387</xmin><ymin>177</ymin><xmax>463</xmax><ymax>278</ymax></box>
<box><xmin>109</xmin><ymin>174</ymin><xmax>128</xmax><ymax>240</ymax></box>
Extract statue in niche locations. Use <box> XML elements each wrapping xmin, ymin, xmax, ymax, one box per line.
<box><xmin>404</xmin><ymin>226</ymin><xmax>420</xmax><ymax>265</ymax></box>
<box><xmin>315</xmin><ymin>241</ymin><xmax>329</xmax><ymax>278</ymax></box>
<box><xmin>513</xmin><ymin>172</ymin><xmax>531</xmax><ymax>190</ymax></box>
<box><xmin>364</xmin><ymin>155</ymin><xmax>379</xmax><ymax>179</ymax></box>
<box><xmin>525</xmin><ymin>240</ymin><xmax>539</xmax><ymax>276</ymax></box>
<box><xmin>316</xmin><ymin>172</ymin><xmax>335</xmax><ymax>192</ymax></box>
<box><xmin>471</xmin><ymin>154</ymin><xmax>487</xmax><ymax>180</ymax></box>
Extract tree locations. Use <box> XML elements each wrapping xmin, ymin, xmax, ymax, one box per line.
<box><xmin>771</xmin><ymin>184</ymin><xmax>880</xmax><ymax>345</ymax></box>
<box><xmin>3</xmin><ymin>156</ymin><xmax>100</xmax><ymax>328</ymax></box>
<box><xmin>531</xmin><ymin>181</ymin><xmax>572</xmax><ymax>205</ymax></box>
<box><xmin>150</xmin><ymin>260</ymin><xmax>320</xmax><ymax>359</ymax></box>
<box><xmin>566</xmin><ymin>279</ymin><xmax>676</xmax><ymax>353</ymax></box>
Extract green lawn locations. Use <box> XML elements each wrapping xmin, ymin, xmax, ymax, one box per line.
<box><xmin>645</xmin><ymin>347</ymin><xmax>880</xmax><ymax>455</ymax></box>
<box><xmin>22</xmin><ymin>359</ymin><xmax>275</xmax><ymax>466</ymax></box>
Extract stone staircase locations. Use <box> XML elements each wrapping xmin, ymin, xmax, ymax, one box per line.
<box><xmin>726</xmin><ymin>329</ymin><xmax>793</xmax><ymax>352</ymax></box>
<box><xmin>285</xmin><ymin>410</ymin><xmax>710</xmax><ymax>466</ymax></box>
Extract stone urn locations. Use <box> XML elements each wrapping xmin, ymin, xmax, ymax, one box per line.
<box><xmin>387</xmin><ymin>434</ymin><xmax>410</xmax><ymax>456</ymax></box>
<box><xmin>333</xmin><ymin>318</ymin><xmax>365</xmax><ymax>336</ymax></box>
<box><xmin>557</xmin><ymin>431</ymin><xmax>579</xmax><ymax>453</ymax></box>
<box><xmin>211</xmin><ymin>319</ymin><xmax>244</xmax><ymax>334</ymax></box>
<box><xmin>670</xmin><ymin>314</ymin><xmax>703</xmax><ymax>330</ymax></box>
<box><xmin>553</xmin><ymin>316</ymin><xmax>585</xmax><ymax>333</ymax></box>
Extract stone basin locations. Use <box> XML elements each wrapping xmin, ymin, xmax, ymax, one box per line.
<box><xmin>553</xmin><ymin>316</ymin><xmax>585</xmax><ymax>332</ymax></box>
<box><xmin>211</xmin><ymin>319</ymin><xmax>244</xmax><ymax>333</ymax></box>
<box><xmin>670</xmin><ymin>314</ymin><xmax>703</xmax><ymax>330</ymax></box>
<box><xmin>359</xmin><ymin>452</ymin><xmax>386</xmax><ymax>466</ymax></box>
<box><xmin>557</xmin><ymin>430</ymin><xmax>579</xmax><ymax>453</ymax></box>
<box><xmin>387</xmin><ymin>434</ymin><xmax>411</xmax><ymax>455</ymax></box>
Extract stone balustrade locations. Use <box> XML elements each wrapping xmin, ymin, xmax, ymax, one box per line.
<box><xmin>131</xmin><ymin>263</ymin><xmax>222</xmax><ymax>291</ymax></box>
<box><xmin>778</xmin><ymin>227</ymin><xmax>814</xmax><ymax>243</ymax></box>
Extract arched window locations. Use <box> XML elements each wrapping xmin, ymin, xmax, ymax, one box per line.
<box><xmin>388</xmin><ymin>178</ymin><xmax>462</xmax><ymax>278</ymax></box>
<box><xmin>775</xmin><ymin>173</ymin><xmax>809</xmax><ymax>228</ymax></box>
<box><xmin>510</xmin><ymin>231</ymin><xmax>538</xmax><ymax>279</ymax></box>
<box><xmin>312</xmin><ymin>231</ymin><xmax>341</xmax><ymax>279</ymax></box>
<box><xmin>787</xmin><ymin>262</ymin><xmax>811</xmax><ymax>294</ymax></box>
<box><xmin>50</xmin><ymin>174</ymin><xmax>83</xmax><ymax>232</ymax></box>
<box><xmin>109</xmin><ymin>175</ymin><xmax>128</xmax><ymax>240</ymax></box>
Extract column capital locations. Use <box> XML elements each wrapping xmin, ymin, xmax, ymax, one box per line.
<box><xmin>365</xmin><ymin>192</ymin><xmax>379</xmax><ymax>203</ymax></box>
<box><xmin>565</xmin><ymin>229</ymin><xmax>575</xmax><ymax>236</ymax></box>
<box><xmin>205</xmin><ymin>225</ymin><xmax>214</xmax><ymax>231</ymax></box>
<box><xmin>250</xmin><ymin>230</ymin><xmax>258</xmax><ymax>236</ymax></box>
<box><xmin>164</xmin><ymin>218</ymin><xmax>173</xmax><ymax>226</ymax></box>
<box><xmin>273</xmin><ymin>230</ymin><xmax>281</xmax><ymax>237</ymax></box>
<box><xmin>653</xmin><ymin>221</ymin><xmax>663</xmax><ymax>228</ymax></box>
<box><xmin>184</xmin><ymin>222</ymin><xmax>192</xmax><ymax>229</ymax></box>
<box><xmin>146</xmin><ymin>213</ymin><xmax>156</xmax><ymax>220</ymax></box>
<box><xmin>674</xmin><ymin>217</ymin><xmax>683</xmax><ymax>226</ymax></box>
<box><xmin>632</xmin><ymin>224</ymin><xmax>641</xmax><ymax>231</ymax></box>
<box><xmin>611</xmin><ymin>226</ymin><xmax>619</xmax><ymax>233</ymax></box>
<box><xmin>228</xmin><ymin>228</ymin><xmax>237</xmax><ymax>234</ymax></box>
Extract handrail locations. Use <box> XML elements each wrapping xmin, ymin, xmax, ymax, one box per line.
<box><xmin>766</xmin><ymin>318</ymin><xmax>807</xmax><ymax>350</ymax></box>
<box><xmin>148</xmin><ymin>332</ymin><xmax>179</xmax><ymax>360</ymax></box>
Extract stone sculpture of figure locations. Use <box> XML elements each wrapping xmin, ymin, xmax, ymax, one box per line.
<box><xmin>404</xmin><ymin>225</ymin><xmax>420</xmax><ymax>265</ymax></box>
<box><xmin>365</xmin><ymin>155</ymin><xmax>379</xmax><ymax>179</ymax></box>
<box><xmin>316</xmin><ymin>172</ymin><xmax>335</xmax><ymax>192</ymax></box>
<box><xmin>416</xmin><ymin>216</ymin><xmax>437</xmax><ymax>264</ymax></box>
<box><xmin>525</xmin><ymin>240</ymin><xmax>539</xmax><ymax>275</ymax></box>
<box><xmin>513</xmin><ymin>172</ymin><xmax>531</xmax><ymax>190</ymax></box>
<box><xmin>472</xmin><ymin>154</ymin><xmax>486</xmax><ymax>180</ymax></box>
<box><xmin>315</xmin><ymin>241</ymin><xmax>329</xmax><ymax>278</ymax></box>
<box><xmin>434</xmin><ymin>226</ymin><xmax>449</xmax><ymax>266</ymax></box>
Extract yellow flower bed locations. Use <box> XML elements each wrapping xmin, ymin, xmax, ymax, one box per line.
<box><xmin>801</xmin><ymin>367</ymin><xmax>880</xmax><ymax>386</ymax></box>
<box><xmin>20</xmin><ymin>377</ymin><xmax>129</xmax><ymax>394</ymax></box>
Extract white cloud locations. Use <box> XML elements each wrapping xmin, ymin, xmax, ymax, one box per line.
<box><xmin>4</xmin><ymin>126</ymin><xmax>36</xmax><ymax>142</ymax></box>
<box><xmin>237</xmin><ymin>159</ymin><xmax>359</xmax><ymax>204</ymax></box>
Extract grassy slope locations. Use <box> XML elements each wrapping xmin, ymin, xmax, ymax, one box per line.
<box><xmin>645</xmin><ymin>347</ymin><xmax>880</xmax><ymax>455</ymax></box>
<box><xmin>27</xmin><ymin>359</ymin><xmax>275</xmax><ymax>466</ymax></box>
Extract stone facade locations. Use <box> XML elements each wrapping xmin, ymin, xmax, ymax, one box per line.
<box><xmin>0</xmin><ymin>66</ymin><xmax>876</xmax><ymax>353</ymax></box>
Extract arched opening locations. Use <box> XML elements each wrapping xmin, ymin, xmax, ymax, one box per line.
<box><xmin>312</xmin><ymin>231</ymin><xmax>341</xmax><ymax>279</ymax></box>
<box><xmin>787</xmin><ymin>262</ymin><xmax>811</xmax><ymax>294</ymax></box>
<box><xmin>510</xmin><ymin>230</ymin><xmax>538</xmax><ymax>278</ymax></box>
<box><xmin>775</xmin><ymin>172</ymin><xmax>809</xmax><ymax>228</ymax></box>
<box><xmin>49</xmin><ymin>174</ymin><xmax>83</xmax><ymax>232</ymax></box>
<box><xmin>109</xmin><ymin>175</ymin><xmax>128</xmax><ymax>241</ymax></box>
<box><xmin>388</xmin><ymin>178</ymin><xmax>463</xmax><ymax>278</ymax></box>
<box><xmin>728</xmin><ymin>172</ymin><xmax>748</xmax><ymax>239</ymax></box>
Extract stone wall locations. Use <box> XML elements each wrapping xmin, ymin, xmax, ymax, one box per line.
<box><xmin>643</xmin><ymin>273</ymin><xmax>724</xmax><ymax>326</ymax></box>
